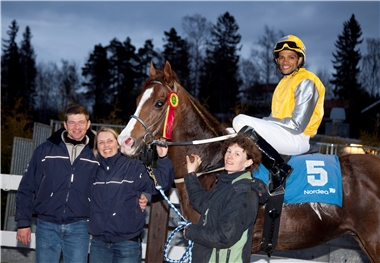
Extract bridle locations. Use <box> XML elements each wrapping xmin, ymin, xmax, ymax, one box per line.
<box><xmin>129</xmin><ymin>110</ymin><xmax>167</xmax><ymax>146</ymax></box>
<box><xmin>129</xmin><ymin>80</ymin><xmax>177</xmax><ymax>147</ymax></box>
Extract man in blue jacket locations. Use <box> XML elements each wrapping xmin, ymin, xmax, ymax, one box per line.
<box><xmin>15</xmin><ymin>105</ymin><xmax>98</xmax><ymax>263</ymax></box>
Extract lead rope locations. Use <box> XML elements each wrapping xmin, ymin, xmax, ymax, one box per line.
<box><xmin>146</xmin><ymin>165</ymin><xmax>194</xmax><ymax>263</ymax></box>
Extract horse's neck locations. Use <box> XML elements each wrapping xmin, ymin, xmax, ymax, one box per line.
<box><xmin>186</xmin><ymin>96</ymin><xmax>226</xmax><ymax>138</ymax></box>
<box><xmin>170</xmin><ymin>94</ymin><xmax>226</xmax><ymax>176</ymax></box>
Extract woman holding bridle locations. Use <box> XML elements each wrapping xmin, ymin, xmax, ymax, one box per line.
<box><xmin>183</xmin><ymin>133</ymin><xmax>267</xmax><ymax>263</ymax></box>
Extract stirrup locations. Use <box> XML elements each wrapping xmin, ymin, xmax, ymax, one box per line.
<box><xmin>269</xmin><ymin>164</ymin><xmax>293</xmax><ymax>193</ymax></box>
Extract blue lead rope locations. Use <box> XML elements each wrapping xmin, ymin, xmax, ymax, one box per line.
<box><xmin>155</xmin><ymin>185</ymin><xmax>194</xmax><ymax>263</ymax></box>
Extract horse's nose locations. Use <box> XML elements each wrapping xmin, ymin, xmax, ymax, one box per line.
<box><xmin>124</xmin><ymin>137</ymin><xmax>134</xmax><ymax>147</ymax></box>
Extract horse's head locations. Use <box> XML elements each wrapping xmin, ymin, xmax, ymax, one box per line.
<box><xmin>118</xmin><ymin>61</ymin><xmax>183</xmax><ymax>156</ymax></box>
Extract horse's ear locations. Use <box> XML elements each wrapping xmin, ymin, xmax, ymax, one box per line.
<box><xmin>149</xmin><ymin>61</ymin><xmax>156</xmax><ymax>76</ymax></box>
<box><xmin>163</xmin><ymin>61</ymin><xmax>173</xmax><ymax>83</ymax></box>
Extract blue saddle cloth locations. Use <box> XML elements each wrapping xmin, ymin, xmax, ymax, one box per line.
<box><xmin>253</xmin><ymin>153</ymin><xmax>343</xmax><ymax>207</ymax></box>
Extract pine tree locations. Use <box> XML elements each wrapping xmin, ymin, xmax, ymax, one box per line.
<box><xmin>330</xmin><ymin>14</ymin><xmax>371</xmax><ymax>138</ymax></box>
<box><xmin>162</xmin><ymin>28</ymin><xmax>191</xmax><ymax>89</ymax></box>
<box><xmin>82</xmin><ymin>44</ymin><xmax>112</xmax><ymax>120</ymax></box>
<box><xmin>330</xmin><ymin>14</ymin><xmax>363</xmax><ymax>100</ymax></box>
<box><xmin>1</xmin><ymin>20</ymin><xmax>23</xmax><ymax>108</ymax></box>
<box><xmin>19</xmin><ymin>26</ymin><xmax>37</xmax><ymax>110</ymax></box>
<box><xmin>136</xmin><ymin>39</ymin><xmax>161</xmax><ymax>87</ymax></box>
<box><xmin>107</xmin><ymin>37</ymin><xmax>140</xmax><ymax>122</ymax></box>
<box><xmin>198</xmin><ymin>12</ymin><xmax>242</xmax><ymax>122</ymax></box>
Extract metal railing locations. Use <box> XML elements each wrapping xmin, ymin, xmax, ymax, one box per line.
<box><xmin>314</xmin><ymin>142</ymin><xmax>380</xmax><ymax>157</ymax></box>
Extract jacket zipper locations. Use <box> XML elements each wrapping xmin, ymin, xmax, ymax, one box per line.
<box><xmin>63</xmin><ymin>145</ymin><xmax>78</xmax><ymax>220</ymax></box>
<box><xmin>226</xmin><ymin>249</ymin><xmax>231</xmax><ymax>263</ymax></box>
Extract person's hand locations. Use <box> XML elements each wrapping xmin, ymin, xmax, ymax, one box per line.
<box><xmin>16</xmin><ymin>227</ymin><xmax>31</xmax><ymax>246</ymax></box>
<box><xmin>139</xmin><ymin>194</ymin><xmax>148</xmax><ymax>212</ymax></box>
<box><xmin>186</xmin><ymin>154</ymin><xmax>202</xmax><ymax>173</ymax></box>
<box><xmin>156</xmin><ymin>137</ymin><xmax>168</xmax><ymax>158</ymax></box>
<box><xmin>183</xmin><ymin>225</ymin><xmax>188</xmax><ymax>240</ymax></box>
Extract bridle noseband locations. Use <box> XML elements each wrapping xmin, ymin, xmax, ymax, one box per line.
<box><xmin>129</xmin><ymin>80</ymin><xmax>178</xmax><ymax>147</ymax></box>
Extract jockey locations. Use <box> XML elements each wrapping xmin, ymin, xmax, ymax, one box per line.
<box><xmin>233</xmin><ymin>35</ymin><xmax>326</xmax><ymax>192</ymax></box>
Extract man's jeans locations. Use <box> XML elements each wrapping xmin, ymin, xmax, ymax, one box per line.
<box><xmin>36</xmin><ymin>219</ymin><xmax>90</xmax><ymax>263</ymax></box>
<box><xmin>89</xmin><ymin>237</ymin><xmax>142</xmax><ymax>263</ymax></box>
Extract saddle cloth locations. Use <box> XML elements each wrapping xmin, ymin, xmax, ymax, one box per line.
<box><xmin>253</xmin><ymin>153</ymin><xmax>343</xmax><ymax>207</ymax></box>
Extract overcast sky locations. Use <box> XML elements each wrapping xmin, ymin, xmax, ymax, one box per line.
<box><xmin>1</xmin><ymin>1</ymin><xmax>379</xmax><ymax>75</ymax></box>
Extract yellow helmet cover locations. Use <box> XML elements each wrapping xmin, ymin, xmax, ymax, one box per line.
<box><xmin>273</xmin><ymin>35</ymin><xmax>306</xmax><ymax>64</ymax></box>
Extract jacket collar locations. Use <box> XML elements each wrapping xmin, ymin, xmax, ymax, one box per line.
<box><xmin>47</xmin><ymin>127</ymin><xmax>95</xmax><ymax>149</ymax></box>
<box><xmin>217</xmin><ymin>170</ymin><xmax>248</xmax><ymax>184</ymax></box>
<box><xmin>100</xmin><ymin>152</ymin><xmax>122</xmax><ymax>166</ymax></box>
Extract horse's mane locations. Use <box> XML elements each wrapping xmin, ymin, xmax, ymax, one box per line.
<box><xmin>186</xmin><ymin>93</ymin><xmax>228</xmax><ymax>137</ymax></box>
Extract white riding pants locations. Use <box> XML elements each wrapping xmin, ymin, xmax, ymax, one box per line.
<box><xmin>233</xmin><ymin>114</ymin><xmax>310</xmax><ymax>155</ymax></box>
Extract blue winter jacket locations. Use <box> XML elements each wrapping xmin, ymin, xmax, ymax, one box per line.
<box><xmin>88</xmin><ymin>152</ymin><xmax>174</xmax><ymax>243</ymax></box>
<box><xmin>15</xmin><ymin>128</ymin><xmax>99</xmax><ymax>227</ymax></box>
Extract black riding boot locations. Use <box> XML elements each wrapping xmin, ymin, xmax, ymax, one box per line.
<box><xmin>238</xmin><ymin>125</ymin><xmax>294</xmax><ymax>193</ymax></box>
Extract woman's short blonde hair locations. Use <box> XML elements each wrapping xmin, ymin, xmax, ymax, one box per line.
<box><xmin>93</xmin><ymin>127</ymin><xmax>119</xmax><ymax>158</ymax></box>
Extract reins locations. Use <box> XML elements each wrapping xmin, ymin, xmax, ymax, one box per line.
<box><xmin>151</xmin><ymin>133</ymin><xmax>237</xmax><ymax>147</ymax></box>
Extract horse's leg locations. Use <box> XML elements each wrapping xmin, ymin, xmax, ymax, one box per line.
<box><xmin>344</xmin><ymin>190</ymin><xmax>380</xmax><ymax>263</ymax></box>
<box><xmin>251</xmin><ymin>206</ymin><xmax>266</xmax><ymax>253</ymax></box>
<box><xmin>340</xmin><ymin>155</ymin><xmax>380</xmax><ymax>263</ymax></box>
<box><xmin>352</xmin><ymin>234</ymin><xmax>378</xmax><ymax>263</ymax></box>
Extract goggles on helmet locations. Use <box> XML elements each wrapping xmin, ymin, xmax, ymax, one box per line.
<box><xmin>274</xmin><ymin>41</ymin><xmax>300</xmax><ymax>53</ymax></box>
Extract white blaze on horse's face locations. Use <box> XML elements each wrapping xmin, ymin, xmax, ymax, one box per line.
<box><xmin>118</xmin><ymin>87</ymin><xmax>154</xmax><ymax>155</ymax></box>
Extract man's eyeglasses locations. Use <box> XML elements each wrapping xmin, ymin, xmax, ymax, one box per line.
<box><xmin>67</xmin><ymin>121</ymin><xmax>87</xmax><ymax>127</ymax></box>
<box><xmin>274</xmin><ymin>41</ymin><xmax>299</xmax><ymax>52</ymax></box>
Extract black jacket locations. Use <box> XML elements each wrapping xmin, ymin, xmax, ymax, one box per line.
<box><xmin>184</xmin><ymin>171</ymin><xmax>266</xmax><ymax>263</ymax></box>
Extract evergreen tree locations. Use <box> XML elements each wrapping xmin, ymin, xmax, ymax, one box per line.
<box><xmin>162</xmin><ymin>28</ymin><xmax>191</xmax><ymax>89</ymax></box>
<box><xmin>136</xmin><ymin>39</ymin><xmax>161</xmax><ymax>87</ymax></box>
<box><xmin>198</xmin><ymin>12</ymin><xmax>242</xmax><ymax>122</ymax></box>
<box><xmin>82</xmin><ymin>44</ymin><xmax>112</xmax><ymax>120</ymax></box>
<box><xmin>1</xmin><ymin>20</ymin><xmax>23</xmax><ymax>109</ymax></box>
<box><xmin>330</xmin><ymin>14</ymin><xmax>363</xmax><ymax>100</ymax></box>
<box><xmin>19</xmin><ymin>26</ymin><xmax>37</xmax><ymax>110</ymax></box>
<box><xmin>107</xmin><ymin>37</ymin><xmax>140</xmax><ymax>122</ymax></box>
<box><xmin>330</xmin><ymin>14</ymin><xmax>370</xmax><ymax>138</ymax></box>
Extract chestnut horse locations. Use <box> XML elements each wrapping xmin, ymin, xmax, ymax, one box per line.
<box><xmin>118</xmin><ymin>61</ymin><xmax>380</xmax><ymax>262</ymax></box>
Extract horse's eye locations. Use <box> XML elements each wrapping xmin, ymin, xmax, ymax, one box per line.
<box><xmin>155</xmin><ymin>100</ymin><xmax>164</xmax><ymax>108</ymax></box>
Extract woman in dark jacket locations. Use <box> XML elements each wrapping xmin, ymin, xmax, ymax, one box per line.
<box><xmin>183</xmin><ymin>134</ymin><xmax>266</xmax><ymax>263</ymax></box>
<box><xmin>88</xmin><ymin>127</ymin><xmax>174</xmax><ymax>263</ymax></box>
